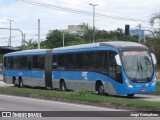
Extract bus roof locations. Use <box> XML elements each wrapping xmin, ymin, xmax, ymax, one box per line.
<box><xmin>4</xmin><ymin>41</ymin><xmax>148</xmax><ymax>57</ymax></box>
<box><xmin>4</xmin><ymin>49</ymin><xmax>47</xmax><ymax>57</ymax></box>
<box><xmin>53</xmin><ymin>41</ymin><xmax>148</xmax><ymax>52</ymax></box>
<box><xmin>100</xmin><ymin>41</ymin><xmax>148</xmax><ymax>50</ymax></box>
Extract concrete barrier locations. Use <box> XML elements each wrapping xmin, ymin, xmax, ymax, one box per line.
<box><xmin>0</xmin><ymin>74</ymin><xmax>3</xmax><ymax>81</ymax></box>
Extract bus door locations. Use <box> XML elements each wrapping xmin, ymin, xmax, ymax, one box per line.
<box><xmin>108</xmin><ymin>51</ymin><xmax>123</xmax><ymax>94</ymax></box>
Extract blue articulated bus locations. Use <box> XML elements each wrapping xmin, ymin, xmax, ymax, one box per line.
<box><xmin>2</xmin><ymin>41</ymin><xmax>157</xmax><ymax>96</ymax></box>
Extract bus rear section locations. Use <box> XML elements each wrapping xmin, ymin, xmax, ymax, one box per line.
<box><xmin>2</xmin><ymin>49</ymin><xmax>48</xmax><ymax>88</ymax></box>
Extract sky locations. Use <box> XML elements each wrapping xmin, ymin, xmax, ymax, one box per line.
<box><xmin>0</xmin><ymin>0</ymin><xmax>160</xmax><ymax>47</ymax></box>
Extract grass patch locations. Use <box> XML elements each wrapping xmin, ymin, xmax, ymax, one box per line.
<box><xmin>156</xmin><ymin>86</ymin><xmax>160</xmax><ymax>93</ymax></box>
<box><xmin>157</xmin><ymin>81</ymin><xmax>160</xmax><ymax>86</ymax></box>
<box><xmin>0</xmin><ymin>86</ymin><xmax>160</xmax><ymax>110</ymax></box>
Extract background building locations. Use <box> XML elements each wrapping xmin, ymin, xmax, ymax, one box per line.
<box><xmin>48</xmin><ymin>25</ymin><xmax>85</xmax><ymax>36</ymax></box>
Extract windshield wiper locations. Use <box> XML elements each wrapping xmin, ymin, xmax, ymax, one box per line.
<box><xmin>136</xmin><ymin>61</ymin><xmax>139</xmax><ymax>70</ymax></box>
<box><xmin>139</xmin><ymin>62</ymin><xmax>143</xmax><ymax>71</ymax></box>
<box><xmin>136</xmin><ymin>61</ymin><xmax>143</xmax><ymax>71</ymax></box>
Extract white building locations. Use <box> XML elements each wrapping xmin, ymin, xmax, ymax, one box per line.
<box><xmin>48</xmin><ymin>25</ymin><xmax>85</xmax><ymax>36</ymax></box>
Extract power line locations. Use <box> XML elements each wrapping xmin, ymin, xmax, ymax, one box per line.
<box><xmin>51</xmin><ymin>0</ymin><xmax>151</xmax><ymax>18</ymax></box>
<box><xmin>16</xmin><ymin>0</ymin><xmax>149</xmax><ymax>23</ymax></box>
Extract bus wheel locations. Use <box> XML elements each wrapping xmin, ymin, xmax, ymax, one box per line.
<box><xmin>13</xmin><ymin>79</ymin><xmax>18</xmax><ymax>87</ymax></box>
<box><xmin>19</xmin><ymin>78</ymin><xmax>23</xmax><ymax>88</ymax></box>
<box><xmin>60</xmin><ymin>80</ymin><xmax>66</xmax><ymax>91</ymax></box>
<box><xmin>127</xmin><ymin>94</ymin><xmax>135</xmax><ymax>97</ymax></box>
<box><xmin>97</xmin><ymin>83</ymin><xmax>104</xmax><ymax>95</ymax></box>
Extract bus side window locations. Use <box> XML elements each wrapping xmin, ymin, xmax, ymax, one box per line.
<box><xmin>96</xmin><ymin>51</ymin><xmax>108</xmax><ymax>75</ymax></box>
<box><xmin>75</xmin><ymin>52</ymin><xmax>84</xmax><ymax>69</ymax></box>
<box><xmin>66</xmin><ymin>53</ymin><xmax>75</xmax><ymax>69</ymax></box>
<box><xmin>8</xmin><ymin>57</ymin><xmax>14</xmax><ymax>69</ymax></box>
<box><xmin>53</xmin><ymin>55</ymin><xmax>57</xmax><ymax>70</ymax></box>
<box><xmin>96</xmin><ymin>51</ymin><xmax>104</xmax><ymax>71</ymax></box>
<box><xmin>109</xmin><ymin>51</ymin><xmax>116</xmax><ymax>79</ymax></box>
<box><xmin>4</xmin><ymin>57</ymin><xmax>8</xmax><ymax>69</ymax></box>
<box><xmin>32</xmin><ymin>55</ymin><xmax>44</xmax><ymax>70</ymax></box>
<box><xmin>85</xmin><ymin>52</ymin><xmax>96</xmax><ymax>70</ymax></box>
<box><xmin>33</xmin><ymin>56</ymin><xmax>39</xmax><ymax>69</ymax></box>
<box><xmin>27</xmin><ymin>56</ymin><xmax>32</xmax><ymax>70</ymax></box>
<box><xmin>57</xmin><ymin>54</ymin><xmax>65</xmax><ymax>70</ymax></box>
<box><xmin>38</xmin><ymin>55</ymin><xmax>45</xmax><ymax>70</ymax></box>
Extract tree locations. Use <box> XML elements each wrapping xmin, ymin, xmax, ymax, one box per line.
<box><xmin>42</xmin><ymin>25</ymin><xmax>139</xmax><ymax>49</ymax></box>
<box><xmin>80</xmin><ymin>23</ymin><xmax>93</xmax><ymax>43</ymax></box>
<box><xmin>150</xmin><ymin>12</ymin><xmax>160</xmax><ymax>38</ymax></box>
<box><xmin>0</xmin><ymin>54</ymin><xmax>3</xmax><ymax>64</ymax></box>
<box><xmin>41</xmin><ymin>30</ymin><xmax>63</xmax><ymax>49</ymax></box>
<box><xmin>24</xmin><ymin>39</ymin><xmax>37</xmax><ymax>50</ymax></box>
<box><xmin>41</xmin><ymin>30</ymin><xmax>85</xmax><ymax>49</ymax></box>
<box><xmin>149</xmin><ymin>12</ymin><xmax>160</xmax><ymax>64</ymax></box>
<box><xmin>95</xmin><ymin>28</ymin><xmax>138</xmax><ymax>42</ymax></box>
<box><xmin>64</xmin><ymin>33</ymin><xmax>85</xmax><ymax>46</ymax></box>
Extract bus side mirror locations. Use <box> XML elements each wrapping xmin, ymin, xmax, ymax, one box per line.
<box><xmin>115</xmin><ymin>54</ymin><xmax>122</xmax><ymax>66</ymax></box>
<box><xmin>151</xmin><ymin>53</ymin><xmax>157</xmax><ymax>65</ymax></box>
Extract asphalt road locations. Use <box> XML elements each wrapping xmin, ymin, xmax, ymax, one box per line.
<box><xmin>0</xmin><ymin>94</ymin><xmax>159</xmax><ymax>120</ymax></box>
<box><xmin>0</xmin><ymin>93</ymin><xmax>159</xmax><ymax>120</ymax></box>
<box><xmin>0</xmin><ymin>94</ymin><xmax>121</xmax><ymax>111</ymax></box>
<box><xmin>0</xmin><ymin>94</ymin><xmax>127</xmax><ymax>120</ymax></box>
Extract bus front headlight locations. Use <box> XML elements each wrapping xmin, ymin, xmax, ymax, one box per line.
<box><xmin>151</xmin><ymin>77</ymin><xmax>156</xmax><ymax>86</ymax></box>
<box><xmin>125</xmin><ymin>79</ymin><xmax>133</xmax><ymax>88</ymax></box>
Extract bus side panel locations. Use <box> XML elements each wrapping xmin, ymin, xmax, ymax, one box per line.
<box><xmin>31</xmin><ymin>70</ymin><xmax>45</xmax><ymax>87</ymax></box>
<box><xmin>20</xmin><ymin>70</ymin><xmax>33</xmax><ymax>86</ymax></box>
<box><xmin>52</xmin><ymin>71</ymin><xmax>84</xmax><ymax>90</ymax></box>
<box><xmin>52</xmin><ymin>70</ymin><xmax>117</xmax><ymax>94</ymax></box>
<box><xmin>87</xmin><ymin>72</ymin><xmax>117</xmax><ymax>94</ymax></box>
<box><xmin>2</xmin><ymin>69</ymin><xmax>33</xmax><ymax>85</ymax></box>
<box><xmin>2</xmin><ymin>67</ymin><xmax>9</xmax><ymax>84</ymax></box>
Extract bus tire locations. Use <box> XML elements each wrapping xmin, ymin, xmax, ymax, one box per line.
<box><xmin>127</xmin><ymin>94</ymin><xmax>135</xmax><ymax>97</ymax></box>
<box><xmin>60</xmin><ymin>80</ymin><xmax>66</xmax><ymax>91</ymax></box>
<box><xmin>13</xmin><ymin>78</ymin><xmax>18</xmax><ymax>87</ymax></box>
<box><xmin>97</xmin><ymin>83</ymin><xmax>104</xmax><ymax>95</ymax></box>
<box><xmin>19</xmin><ymin>78</ymin><xmax>23</xmax><ymax>88</ymax></box>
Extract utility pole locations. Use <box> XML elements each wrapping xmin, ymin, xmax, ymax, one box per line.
<box><xmin>23</xmin><ymin>33</ymin><xmax>26</xmax><ymax>49</ymax></box>
<box><xmin>138</xmin><ymin>24</ymin><xmax>141</xmax><ymax>43</ymax></box>
<box><xmin>62</xmin><ymin>32</ymin><xmax>64</xmax><ymax>47</ymax></box>
<box><xmin>38</xmin><ymin>19</ymin><xmax>40</xmax><ymax>49</ymax></box>
<box><xmin>0</xmin><ymin>27</ymin><xmax>24</xmax><ymax>49</ymax></box>
<box><xmin>6</xmin><ymin>19</ymin><xmax>14</xmax><ymax>46</ymax></box>
<box><xmin>89</xmin><ymin>3</ymin><xmax>98</xmax><ymax>43</ymax></box>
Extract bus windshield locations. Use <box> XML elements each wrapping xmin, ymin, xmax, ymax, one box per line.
<box><xmin>121</xmin><ymin>51</ymin><xmax>154</xmax><ymax>83</ymax></box>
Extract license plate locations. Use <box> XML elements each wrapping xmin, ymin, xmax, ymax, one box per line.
<box><xmin>140</xmin><ymin>88</ymin><xmax>146</xmax><ymax>92</ymax></box>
